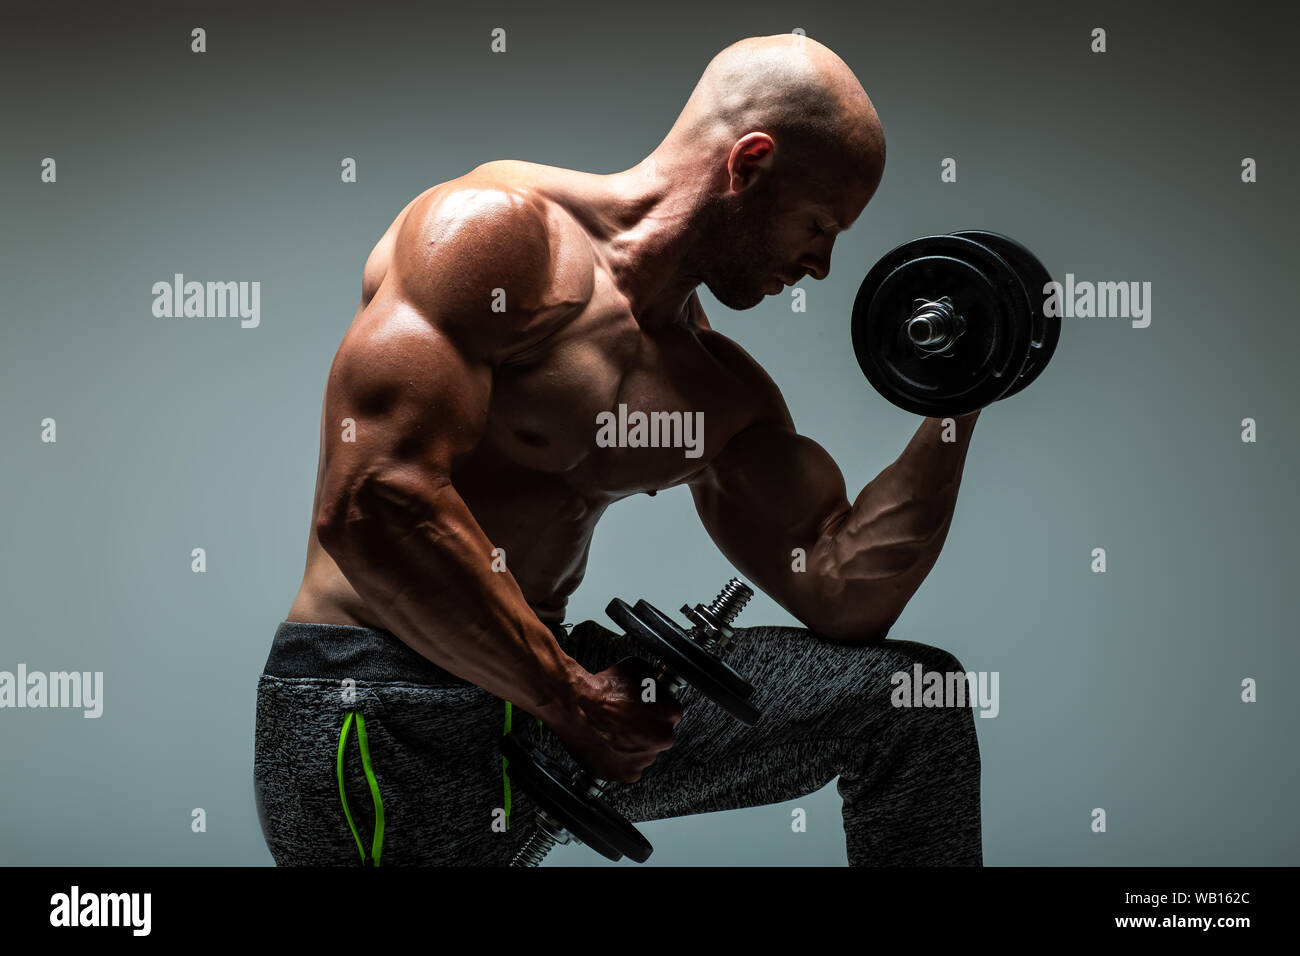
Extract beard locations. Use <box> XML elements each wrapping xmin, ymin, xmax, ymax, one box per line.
<box><xmin>708</xmin><ymin>273</ymin><xmax>769</xmax><ymax>310</ymax></box>
<box><xmin>696</xmin><ymin>186</ymin><xmax>785</xmax><ymax>310</ymax></box>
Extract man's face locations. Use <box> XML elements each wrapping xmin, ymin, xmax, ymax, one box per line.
<box><xmin>698</xmin><ymin>163</ymin><xmax>873</xmax><ymax>310</ymax></box>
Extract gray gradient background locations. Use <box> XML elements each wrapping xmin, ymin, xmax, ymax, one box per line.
<box><xmin>2</xmin><ymin>0</ymin><xmax>1296</xmax><ymax>866</ymax></box>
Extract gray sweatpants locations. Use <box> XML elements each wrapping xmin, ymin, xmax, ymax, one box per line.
<box><xmin>254</xmin><ymin>618</ymin><xmax>982</xmax><ymax>866</ymax></box>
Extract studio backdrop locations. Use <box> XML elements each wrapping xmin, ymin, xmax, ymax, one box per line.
<box><xmin>1</xmin><ymin>0</ymin><xmax>1296</xmax><ymax>865</ymax></box>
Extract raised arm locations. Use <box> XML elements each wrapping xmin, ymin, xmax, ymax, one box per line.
<box><xmin>313</xmin><ymin>185</ymin><xmax>590</xmax><ymax>724</ymax></box>
<box><xmin>689</xmin><ymin>365</ymin><xmax>980</xmax><ymax>644</ymax></box>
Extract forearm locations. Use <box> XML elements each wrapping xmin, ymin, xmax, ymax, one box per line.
<box><xmin>811</xmin><ymin>413</ymin><xmax>980</xmax><ymax>641</ymax></box>
<box><xmin>319</xmin><ymin>476</ymin><xmax>588</xmax><ymax>726</ymax></box>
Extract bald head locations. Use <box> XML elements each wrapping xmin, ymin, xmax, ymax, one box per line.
<box><xmin>649</xmin><ymin>36</ymin><xmax>884</xmax><ymax>310</ymax></box>
<box><xmin>665</xmin><ymin>34</ymin><xmax>884</xmax><ymax>192</ymax></box>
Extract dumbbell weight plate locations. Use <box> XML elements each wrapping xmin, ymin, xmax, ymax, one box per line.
<box><xmin>851</xmin><ymin>235</ymin><xmax>1033</xmax><ymax>417</ymax></box>
<box><xmin>605</xmin><ymin>598</ymin><xmax>761</xmax><ymax>726</ymax></box>
<box><xmin>950</xmin><ymin>231</ymin><xmax>1059</xmax><ymax>400</ymax></box>
<box><xmin>633</xmin><ymin>600</ymin><xmax>755</xmax><ymax>701</ymax></box>
<box><xmin>500</xmin><ymin>732</ymin><xmax>654</xmax><ymax>863</ymax></box>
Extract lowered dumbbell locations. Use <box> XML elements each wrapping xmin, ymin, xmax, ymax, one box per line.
<box><xmin>503</xmin><ymin>578</ymin><xmax>757</xmax><ymax>866</ymax></box>
<box><xmin>851</xmin><ymin>230</ymin><xmax>1060</xmax><ymax>417</ymax></box>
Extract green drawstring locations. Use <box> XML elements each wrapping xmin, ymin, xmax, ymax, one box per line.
<box><xmin>337</xmin><ymin>711</ymin><xmax>385</xmax><ymax>866</ymax></box>
<box><xmin>334</xmin><ymin>697</ymin><xmax>543</xmax><ymax>857</ymax></box>
<box><xmin>501</xmin><ymin>701</ymin><xmax>543</xmax><ymax>829</ymax></box>
<box><xmin>503</xmin><ymin>623</ymin><xmax>568</xmax><ymax>828</ymax></box>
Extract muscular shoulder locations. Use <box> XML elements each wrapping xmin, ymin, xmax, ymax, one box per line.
<box><xmin>695</xmin><ymin>326</ymin><xmax>795</xmax><ymax>433</ymax></box>
<box><xmin>387</xmin><ymin>167</ymin><xmax>596</xmax><ymax>362</ymax></box>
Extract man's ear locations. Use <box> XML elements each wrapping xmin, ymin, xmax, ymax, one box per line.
<box><xmin>727</xmin><ymin>132</ymin><xmax>776</xmax><ymax>192</ymax></box>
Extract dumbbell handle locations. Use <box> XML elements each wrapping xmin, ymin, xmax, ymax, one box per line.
<box><xmin>512</xmin><ymin>580</ymin><xmax>752</xmax><ymax>865</ymax></box>
<box><xmin>578</xmin><ymin>665</ymin><xmax>683</xmax><ymax>797</ymax></box>
<box><xmin>516</xmin><ymin>662</ymin><xmax>693</xmax><ymax>864</ymax></box>
<box><xmin>907</xmin><ymin>296</ymin><xmax>965</xmax><ymax>354</ymax></box>
<box><xmin>574</xmin><ymin>582</ymin><xmax>750</xmax><ymax>800</ymax></box>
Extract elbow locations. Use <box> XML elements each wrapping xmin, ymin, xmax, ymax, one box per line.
<box><xmin>314</xmin><ymin>470</ymin><xmax>450</xmax><ymax>560</ymax></box>
<box><xmin>808</xmin><ymin>533</ymin><xmax>949</xmax><ymax>644</ymax></box>
<box><xmin>800</xmin><ymin>565</ymin><xmax>905</xmax><ymax>645</ymax></box>
<box><xmin>797</xmin><ymin>584</ymin><xmax>898</xmax><ymax>645</ymax></box>
<box><xmin>314</xmin><ymin>493</ymin><xmax>356</xmax><ymax>563</ymax></box>
<box><xmin>810</xmin><ymin>616</ymin><xmax>895</xmax><ymax>646</ymax></box>
<box><xmin>312</xmin><ymin>472</ymin><xmax>387</xmax><ymax>562</ymax></box>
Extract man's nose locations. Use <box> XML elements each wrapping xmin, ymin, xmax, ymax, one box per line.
<box><xmin>800</xmin><ymin>256</ymin><xmax>830</xmax><ymax>281</ymax></box>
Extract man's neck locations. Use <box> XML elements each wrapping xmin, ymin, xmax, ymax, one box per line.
<box><xmin>579</xmin><ymin>155</ymin><xmax>714</xmax><ymax>331</ymax></box>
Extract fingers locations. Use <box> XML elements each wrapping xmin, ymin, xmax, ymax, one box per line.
<box><xmin>571</xmin><ymin>657</ymin><xmax>686</xmax><ymax>780</ymax></box>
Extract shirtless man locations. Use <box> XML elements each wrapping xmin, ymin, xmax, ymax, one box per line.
<box><xmin>255</xmin><ymin>34</ymin><xmax>982</xmax><ymax>866</ymax></box>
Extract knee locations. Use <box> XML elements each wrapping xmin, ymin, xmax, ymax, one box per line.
<box><xmin>869</xmin><ymin>640</ymin><xmax>984</xmax><ymax>743</ymax></box>
<box><xmin>878</xmin><ymin>639</ymin><xmax>969</xmax><ymax>678</ymax></box>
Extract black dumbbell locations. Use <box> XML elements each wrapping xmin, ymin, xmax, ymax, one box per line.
<box><xmin>504</xmin><ymin>578</ymin><xmax>757</xmax><ymax>866</ymax></box>
<box><xmin>851</xmin><ymin>230</ymin><xmax>1060</xmax><ymax>417</ymax></box>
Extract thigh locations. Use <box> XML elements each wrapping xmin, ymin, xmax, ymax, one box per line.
<box><xmin>548</xmin><ymin>620</ymin><xmax>971</xmax><ymax>821</ymax></box>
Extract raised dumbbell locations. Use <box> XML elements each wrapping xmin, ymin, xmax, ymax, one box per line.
<box><xmin>503</xmin><ymin>578</ymin><xmax>757</xmax><ymax>866</ymax></box>
<box><xmin>851</xmin><ymin>230</ymin><xmax>1060</xmax><ymax>417</ymax></box>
